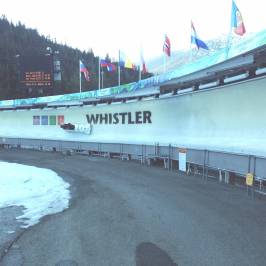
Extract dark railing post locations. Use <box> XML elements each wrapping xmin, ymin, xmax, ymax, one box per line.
<box><xmin>206</xmin><ymin>150</ymin><xmax>209</xmax><ymax>180</ymax></box>
<box><xmin>203</xmin><ymin>150</ymin><xmax>206</xmax><ymax>179</ymax></box>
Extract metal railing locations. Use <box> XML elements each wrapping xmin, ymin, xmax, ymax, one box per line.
<box><xmin>1</xmin><ymin>137</ymin><xmax>266</xmax><ymax>182</ymax></box>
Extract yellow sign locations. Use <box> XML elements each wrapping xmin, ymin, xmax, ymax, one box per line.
<box><xmin>246</xmin><ymin>173</ymin><xmax>254</xmax><ymax>186</ymax></box>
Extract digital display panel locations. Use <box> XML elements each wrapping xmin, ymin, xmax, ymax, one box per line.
<box><xmin>20</xmin><ymin>55</ymin><xmax>54</xmax><ymax>89</ymax></box>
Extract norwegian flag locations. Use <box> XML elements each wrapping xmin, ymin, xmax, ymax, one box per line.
<box><xmin>79</xmin><ymin>60</ymin><xmax>90</xmax><ymax>82</ymax></box>
<box><xmin>163</xmin><ymin>35</ymin><xmax>171</xmax><ymax>57</ymax></box>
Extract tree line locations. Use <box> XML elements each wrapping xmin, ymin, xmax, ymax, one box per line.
<box><xmin>0</xmin><ymin>16</ymin><xmax>152</xmax><ymax>100</ymax></box>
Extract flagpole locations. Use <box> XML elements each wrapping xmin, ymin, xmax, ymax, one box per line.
<box><xmin>98</xmin><ymin>57</ymin><xmax>100</xmax><ymax>90</ymax></box>
<box><xmin>139</xmin><ymin>46</ymin><xmax>143</xmax><ymax>82</ymax></box>
<box><xmin>79</xmin><ymin>61</ymin><xmax>82</xmax><ymax>97</ymax></box>
<box><xmin>118</xmin><ymin>50</ymin><xmax>121</xmax><ymax>86</ymax></box>
<box><xmin>225</xmin><ymin>0</ymin><xmax>233</xmax><ymax>59</ymax></box>
<box><xmin>225</xmin><ymin>29</ymin><xmax>232</xmax><ymax>60</ymax></box>
<box><xmin>190</xmin><ymin>21</ymin><xmax>193</xmax><ymax>62</ymax></box>
<box><xmin>163</xmin><ymin>55</ymin><xmax>166</xmax><ymax>73</ymax></box>
<box><xmin>189</xmin><ymin>42</ymin><xmax>193</xmax><ymax>62</ymax></box>
<box><xmin>101</xmin><ymin>70</ymin><xmax>104</xmax><ymax>89</ymax></box>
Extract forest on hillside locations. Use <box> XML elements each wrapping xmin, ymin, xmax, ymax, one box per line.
<box><xmin>0</xmin><ymin>16</ymin><xmax>152</xmax><ymax>100</ymax></box>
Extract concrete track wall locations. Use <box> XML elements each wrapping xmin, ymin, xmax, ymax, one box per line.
<box><xmin>0</xmin><ymin>76</ymin><xmax>265</xmax><ymax>156</ymax></box>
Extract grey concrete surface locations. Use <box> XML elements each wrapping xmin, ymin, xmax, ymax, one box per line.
<box><xmin>0</xmin><ymin>206</ymin><xmax>24</xmax><ymax>260</ymax></box>
<box><xmin>0</xmin><ymin>148</ymin><xmax>266</xmax><ymax>266</ymax></box>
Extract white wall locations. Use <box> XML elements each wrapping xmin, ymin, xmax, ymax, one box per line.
<box><xmin>0</xmin><ymin>76</ymin><xmax>265</xmax><ymax>156</ymax></box>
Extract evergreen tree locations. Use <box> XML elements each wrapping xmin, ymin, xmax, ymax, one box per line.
<box><xmin>0</xmin><ymin>16</ymin><xmax>152</xmax><ymax>100</ymax></box>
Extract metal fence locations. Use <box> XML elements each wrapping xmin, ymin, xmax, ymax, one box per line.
<box><xmin>1</xmin><ymin>137</ymin><xmax>266</xmax><ymax>181</ymax></box>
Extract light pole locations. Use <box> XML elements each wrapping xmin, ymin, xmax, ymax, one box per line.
<box><xmin>14</xmin><ymin>54</ymin><xmax>20</xmax><ymax>96</ymax></box>
<box><xmin>46</xmin><ymin>47</ymin><xmax>61</xmax><ymax>95</ymax></box>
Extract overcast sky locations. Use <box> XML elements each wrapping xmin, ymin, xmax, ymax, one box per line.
<box><xmin>1</xmin><ymin>0</ymin><xmax>265</xmax><ymax>62</ymax></box>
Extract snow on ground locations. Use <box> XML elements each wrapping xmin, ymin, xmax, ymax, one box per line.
<box><xmin>0</xmin><ymin>161</ymin><xmax>71</xmax><ymax>228</ymax></box>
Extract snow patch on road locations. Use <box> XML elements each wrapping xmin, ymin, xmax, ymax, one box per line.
<box><xmin>0</xmin><ymin>161</ymin><xmax>71</xmax><ymax>228</ymax></box>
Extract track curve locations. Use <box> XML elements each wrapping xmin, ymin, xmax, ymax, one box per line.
<box><xmin>0</xmin><ymin>149</ymin><xmax>266</xmax><ymax>266</ymax></box>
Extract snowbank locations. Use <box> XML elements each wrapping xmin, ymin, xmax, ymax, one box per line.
<box><xmin>0</xmin><ymin>161</ymin><xmax>71</xmax><ymax>228</ymax></box>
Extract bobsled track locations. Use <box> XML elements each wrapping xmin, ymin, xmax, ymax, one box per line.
<box><xmin>1</xmin><ymin>148</ymin><xmax>266</xmax><ymax>266</ymax></box>
<box><xmin>0</xmin><ymin>44</ymin><xmax>266</xmax><ymax>181</ymax></box>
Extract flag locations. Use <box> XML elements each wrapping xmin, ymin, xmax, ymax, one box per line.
<box><xmin>79</xmin><ymin>60</ymin><xmax>90</xmax><ymax>82</ymax></box>
<box><xmin>191</xmin><ymin>21</ymin><xmax>209</xmax><ymax>50</ymax></box>
<box><xmin>106</xmin><ymin>63</ymin><xmax>116</xmax><ymax>72</ymax></box>
<box><xmin>163</xmin><ymin>35</ymin><xmax>171</xmax><ymax>57</ymax></box>
<box><xmin>119</xmin><ymin>51</ymin><xmax>135</xmax><ymax>69</ymax></box>
<box><xmin>231</xmin><ymin>0</ymin><xmax>246</xmax><ymax>36</ymax></box>
<box><xmin>132</xmin><ymin>64</ymin><xmax>137</xmax><ymax>70</ymax></box>
<box><xmin>125</xmin><ymin>59</ymin><xmax>135</xmax><ymax>69</ymax></box>
<box><xmin>100</xmin><ymin>59</ymin><xmax>108</xmax><ymax>67</ymax></box>
<box><xmin>119</xmin><ymin>51</ymin><xmax>126</xmax><ymax>67</ymax></box>
<box><xmin>140</xmin><ymin>49</ymin><xmax>147</xmax><ymax>74</ymax></box>
<box><xmin>100</xmin><ymin>59</ymin><xmax>116</xmax><ymax>72</ymax></box>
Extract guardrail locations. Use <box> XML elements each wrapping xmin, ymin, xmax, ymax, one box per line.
<box><xmin>1</xmin><ymin>137</ymin><xmax>266</xmax><ymax>183</ymax></box>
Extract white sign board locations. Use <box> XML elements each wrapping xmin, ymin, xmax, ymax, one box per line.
<box><xmin>179</xmin><ymin>149</ymin><xmax>187</xmax><ymax>172</ymax></box>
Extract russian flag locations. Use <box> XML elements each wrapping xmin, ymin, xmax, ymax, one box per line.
<box><xmin>79</xmin><ymin>60</ymin><xmax>90</xmax><ymax>82</ymax></box>
<box><xmin>163</xmin><ymin>35</ymin><xmax>171</xmax><ymax>57</ymax></box>
<box><xmin>191</xmin><ymin>21</ymin><xmax>209</xmax><ymax>50</ymax></box>
<box><xmin>231</xmin><ymin>0</ymin><xmax>246</xmax><ymax>36</ymax></box>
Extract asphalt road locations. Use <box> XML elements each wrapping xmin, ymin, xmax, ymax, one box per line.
<box><xmin>0</xmin><ymin>148</ymin><xmax>266</xmax><ymax>266</ymax></box>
